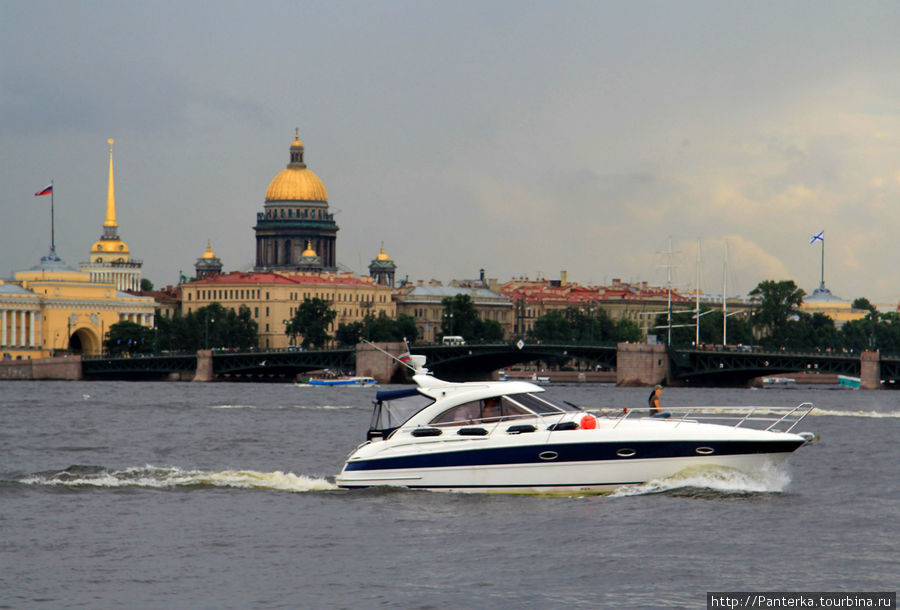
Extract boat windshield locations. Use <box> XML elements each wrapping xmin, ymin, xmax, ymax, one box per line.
<box><xmin>367</xmin><ymin>388</ymin><xmax>434</xmax><ymax>440</ymax></box>
<box><xmin>429</xmin><ymin>392</ymin><xmax>580</xmax><ymax>426</ymax></box>
<box><xmin>505</xmin><ymin>393</ymin><xmax>581</xmax><ymax>414</ymax></box>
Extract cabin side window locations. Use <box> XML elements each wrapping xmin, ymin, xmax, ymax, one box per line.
<box><xmin>429</xmin><ymin>396</ymin><xmax>531</xmax><ymax>425</ymax></box>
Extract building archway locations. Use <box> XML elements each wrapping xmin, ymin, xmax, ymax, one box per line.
<box><xmin>68</xmin><ymin>327</ymin><xmax>100</xmax><ymax>355</ymax></box>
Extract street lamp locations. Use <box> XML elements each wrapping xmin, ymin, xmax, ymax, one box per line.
<box><xmin>205</xmin><ymin>316</ymin><xmax>215</xmax><ymax>349</ymax></box>
<box><xmin>283</xmin><ymin>319</ymin><xmax>294</xmax><ymax>347</ymax></box>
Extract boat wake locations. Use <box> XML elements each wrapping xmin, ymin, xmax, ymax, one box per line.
<box><xmin>610</xmin><ymin>463</ymin><xmax>791</xmax><ymax>499</ymax></box>
<box><xmin>18</xmin><ymin>465</ymin><xmax>337</xmax><ymax>492</ymax></box>
<box><xmin>808</xmin><ymin>407</ymin><xmax>900</xmax><ymax>418</ymax></box>
<box><xmin>683</xmin><ymin>406</ymin><xmax>898</xmax><ymax>418</ymax></box>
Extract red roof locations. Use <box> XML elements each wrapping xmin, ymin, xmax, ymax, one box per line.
<box><xmin>188</xmin><ymin>271</ymin><xmax>375</xmax><ymax>287</ymax></box>
<box><xmin>500</xmin><ymin>279</ymin><xmax>691</xmax><ymax>304</ymax></box>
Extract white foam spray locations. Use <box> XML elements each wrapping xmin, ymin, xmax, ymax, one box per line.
<box><xmin>19</xmin><ymin>465</ymin><xmax>337</xmax><ymax>492</ymax></box>
<box><xmin>610</xmin><ymin>462</ymin><xmax>791</xmax><ymax>498</ymax></box>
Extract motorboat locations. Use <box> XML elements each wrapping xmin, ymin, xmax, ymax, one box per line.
<box><xmin>303</xmin><ymin>371</ymin><xmax>377</xmax><ymax>386</ymax></box>
<box><xmin>763</xmin><ymin>376</ymin><xmax>796</xmax><ymax>385</ymax></box>
<box><xmin>335</xmin><ymin>356</ymin><xmax>815</xmax><ymax>493</ymax></box>
<box><xmin>308</xmin><ymin>376</ymin><xmax>376</xmax><ymax>386</ymax></box>
<box><xmin>837</xmin><ymin>375</ymin><xmax>861</xmax><ymax>389</ymax></box>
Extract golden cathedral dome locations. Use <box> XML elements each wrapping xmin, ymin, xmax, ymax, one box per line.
<box><xmin>201</xmin><ymin>241</ymin><xmax>217</xmax><ymax>259</ymax></box>
<box><xmin>376</xmin><ymin>243</ymin><xmax>391</xmax><ymax>261</ymax></box>
<box><xmin>265</xmin><ymin>131</ymin><xmax>328</xmax><ymax>202</ymax></box>
<box><xmin>266</xmin><ymin>168</ymin><xmax>328</xmax><ymax>201</ymax></box>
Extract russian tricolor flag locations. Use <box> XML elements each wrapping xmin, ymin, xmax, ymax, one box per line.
<box><xmin>34</xmin><ymin>184</ymin><xmax>53</xmax><ymax>197</ymax></box>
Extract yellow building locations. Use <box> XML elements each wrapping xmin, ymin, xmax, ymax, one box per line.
<box><xmin>1</xmin><ymin>255</ymin><xmax>156</xmax><ymax>360</ymax></box>
<box><xmin>800</xmin><ymin>282</ymin><xmax>866</xmax><ymax>328</ymax></box>
<box><xmin>181</xmin><ymin>267</ymin><xmax>395</xmax><ymax>349</ymax></box>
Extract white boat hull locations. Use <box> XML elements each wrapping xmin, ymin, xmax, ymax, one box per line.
<box><xmin>336</xmin><ymin>422</ymin><xmax>805</xmax><ymax>493</ymax></box>
<box><xmin>337</xmin><ymin>453</ymin><xmax>795</xmax><ymax>493</ymax></box>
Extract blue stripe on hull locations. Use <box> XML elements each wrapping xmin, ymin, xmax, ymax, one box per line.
<box><xmin>339</xmin><ymin>481</ymin><xmax>646</xmax><ymax>489</ymax></box>
<box><xmin>343</xmin><ymin>440</ymin><xmax>803</xmax><ymax>472</ymax></box>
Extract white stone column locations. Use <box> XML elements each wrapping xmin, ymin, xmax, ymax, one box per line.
<box><xmin>29</xmin><ymin>311</ymin><xmax>35</xmax><ymax>347</ymax></box>
<box><xmin>1</xmin><ymin>309</ymin><xmax>6</xmax><ymax>346</ymax></box>
<box><xmin>14</xmin><ymin>310</ymin><xmax>21</xmax><ymax>346</ymax></box>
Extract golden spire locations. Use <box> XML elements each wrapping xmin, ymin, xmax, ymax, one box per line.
<box><xmin>104</xmin><ymin>138</ymin><xmax>117</xmax><ymax>228</ymax></box>
<box><xmin>376</xmin><ymin>242</ymin><xmax>391</xmax><ymax>261</ymax></box>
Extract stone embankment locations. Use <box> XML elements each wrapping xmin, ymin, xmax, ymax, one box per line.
<box><xmin>0</xmin><ymin>356</ymin><xmax>83</xmax><ymax>380</ymax></box>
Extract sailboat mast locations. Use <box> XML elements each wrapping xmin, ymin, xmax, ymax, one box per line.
<box><xmin>723</xmin><ymin>241</ymin><xmax>728</xmax><ymax>346</ymax></box>
<box><xmin>695</xmin><ymin>239</ymin><xmax>701</xmax><ymax>345</ymax></box>
<box><xmin>666</xmin><ymin>237</ymin><xmax>673</xmax><ymax>345</ymax></box>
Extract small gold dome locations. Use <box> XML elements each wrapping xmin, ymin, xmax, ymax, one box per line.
<box><xmin>201</xmin><ymin>241</ymin><xmax>217</xmax><ymax>259</ymax></box>
<box><xmin>91</xmin><ymin>239</ymin><xmax>130</xmax><ymax>254</ymax></box>
<box><xmin>376</xmin><ymin>243</ymin><xmax>391</xmax><ymax>261</ymax></box>
<box><xmin>266</xmin><ymin>167</ymin><xmax>328</xmax><ymax>201</ymax></box>
<box><xmin>301</xmin><ymin>241</ymin><xmax>317</xmax><ymax>257</ymax></box>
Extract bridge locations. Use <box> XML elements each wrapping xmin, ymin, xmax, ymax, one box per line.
<box><xmin>81</xmin><ymin>348</ymin><xmax>355</xmax><ymax>381</ymax></box>
<box><xmin>67</xmin><ymin>341</ymin><xmax>899</xmax><ymax>388</ymax></box>
<box><xmin>667</xmin><ymin>346</ymin><xmax>890</xmax><ymax>386</ymax></box>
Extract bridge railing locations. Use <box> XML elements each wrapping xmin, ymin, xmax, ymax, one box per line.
<box><xmin>671</xmin><ymin>344</ymin><xmax>879</xmax><ymax>358</ymax></box>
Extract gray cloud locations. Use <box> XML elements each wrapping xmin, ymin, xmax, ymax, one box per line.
<box><xmin>2</xmin><ymin>1</ymin><xmax>900</xmax><ymax>303</ymax></box>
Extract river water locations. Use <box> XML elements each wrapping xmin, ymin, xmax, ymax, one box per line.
<box><xmin>1</xmin><ymin>380</ymin><xmax>897</xmax><ymax>609</ymax></box>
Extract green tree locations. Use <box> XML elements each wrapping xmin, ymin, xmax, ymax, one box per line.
<box><xmin>154</xmin><ymin>303</ymin><xmax>258</xmax><ymax>351</ymax></box>
<box><xmin>335</xmin><ymin>321</ymin><xmax>364</xmax><ymax>346</ymax></box>
<box><xmin>614</xmin><ymin>317</ymin><xmax>643</xmax><ymax>343</ymax></box>
<box><xmin>286</xmin><ymin>297</ymin><xmax>337</xmax><ymax>348</ymax></box>
<box><xmin>787</xmin><ymin>312</ymin><xmax>841</xmax><ymax>350</ymax></box>
<box><xmin>140</xmin><ymin>278</ymin><xmax>154</xmax><ymax>291</ymax></box>
<box><xmin>475</xmin><ymin>319</ymin><xmax>505</xmax><ymax>342</ymax></box>
<box><xmin>529</xmin><ymin>310</ymin><xmax>572</xmax><ymax>342</ymax></box>
<box><xmin>104</xmin><ymin>321</ymin><xmax>156</xmax><ymax>354</ymax></box>
<box><xmin>749</xmin><ymin>280</ymin><xmax>805</xmax><ymax>337</ymax></box>
<box><xmin>394</xmin><ymin>314</ymin><xmax>419</xmax><ymax>343</ymax></box>
<box><xmin>440</xmin><ymin>294</ymin><xmax>481</xmax><ymax>339</ymax></box>
<box><xmin>851</xmin><ymin>297</ymin><xmax>876</xmax><ymax>314</ymax></box>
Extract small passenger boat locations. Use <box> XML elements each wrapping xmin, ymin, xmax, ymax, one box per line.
<box><xmin>303</xmin><ymin>370</ymin><xmax>377</xmax><ymax>386</ymax></box>
<box><xmin>837</xmin><ymin>375</ymin><xmax>861</xmax><ymax>389</ymax></box>
<box><xmin>335</xmin><ymin>355</ymin><xmax>815</xmax><ymax>493</ymax></box>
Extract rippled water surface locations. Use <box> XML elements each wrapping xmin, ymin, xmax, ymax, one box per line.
<box><xmin>1</xmin><ymin>380</ymin><xmax>897</xmax><ymax>608</ymax></box>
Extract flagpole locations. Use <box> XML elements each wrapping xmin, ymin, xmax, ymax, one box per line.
<box><xmin>50</xmin><ymin>179</ymin><xmax>55</xmax><ymax>254</ymax></box>
<box><xmin>820</xmin><ymin>234</ymin><xmax>825</xmax><ymax>288</ymax></box>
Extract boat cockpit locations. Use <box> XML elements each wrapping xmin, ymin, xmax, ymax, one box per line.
<box><xmin>366</xmin><ymin>388</ymin><xmax>583</xmax><ymax>441</ymax></box>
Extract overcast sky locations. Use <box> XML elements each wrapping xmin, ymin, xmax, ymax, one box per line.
<box><xmin>3</xmin><ymin>1</ymin><xmax>899</xmax><ymax>304</ymax></box>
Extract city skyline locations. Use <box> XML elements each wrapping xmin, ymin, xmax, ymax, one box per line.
<box><xmin>3</xmin><ymin>2</ymin><xmax>900</xmax><ymax>304</ymax></box>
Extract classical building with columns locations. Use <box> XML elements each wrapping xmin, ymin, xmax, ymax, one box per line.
<box><xmin>1</xmin><ymin>252</ymin><xmax>156</xmax><ymax>360</ymax></box>
<box><xmin>254</xmin><ymin>132</ymin><xmax>339</xmax><ymax>271</ymax></box>
<box><xmin>79</xmin><ymin>139</ymin><xmax>143</xmax><ymax>291</ymax></box>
